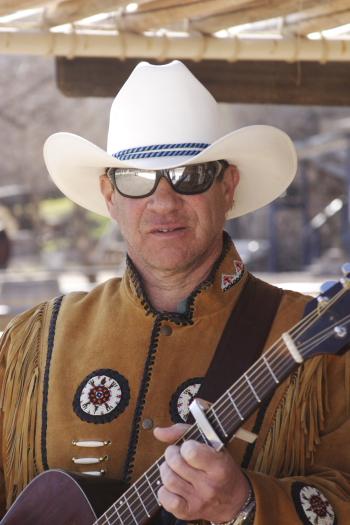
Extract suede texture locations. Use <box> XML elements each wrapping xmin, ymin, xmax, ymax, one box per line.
<box><xmin>0</xmin><ymin>236</ymin><xmax>349</xmax><ymax>524</ymax></box>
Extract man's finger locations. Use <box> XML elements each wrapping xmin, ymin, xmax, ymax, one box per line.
<box><xmin>180</xmin><ymin>440</ymin><xmax>228</xmax><ymax>473</ymax></box>
<box><xmin>163</xmin><ymin>444</ymin><xmax>199</xmax><ymax>484</ymax></box>
<box><xmin>158</xmin><ymin>485</ymin><xmax>188</xmax><ymax>518</ymax></box>
<box><xmin>160</xmin><ymin>457</ymin><xmax>193</xmax><ymax>496</ymax></box>
<box><xmin>153</xmin><ymin>423</ymin><xmax>190</xmax><ymax>443</ymax></box>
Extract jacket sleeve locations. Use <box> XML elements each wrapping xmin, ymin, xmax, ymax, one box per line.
<box><xmin>246</xmin><ymin>351</ymin><xmax>350</xmax><ymax>524</ymax></box>
<box><xmin>0</xmin><ymin>303</ymin><xmax>48</xmax><ymax>512</ymax></box>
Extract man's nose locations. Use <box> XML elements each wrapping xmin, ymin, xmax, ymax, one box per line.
<box><xmin>146</xmin><ymin>176</ymin><xmax>183</xmax><ymax>212</ymax></box>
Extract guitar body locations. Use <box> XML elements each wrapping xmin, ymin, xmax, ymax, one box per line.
<box><xmin>0</xmin><ymin>470</ymin><xmax>127</xmax><ymax>524</ymax></box>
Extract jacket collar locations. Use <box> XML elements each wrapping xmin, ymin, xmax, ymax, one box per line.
<box><xmin>122</xmin><ymin>231</ymin><xmax>248</xmax><ymax>322</ymax></box>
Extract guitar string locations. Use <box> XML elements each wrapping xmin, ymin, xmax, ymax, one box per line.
<box><xmin>197</xmin><ymin>285</ymin><xmax>349</xmax><ymax>436</ymax></box>
<box><xmin>95</xmin><ymin>328</ymin><xmax>310</xmax><ymax>523</ymax></box>
<box><xmin>97</xmin><ymin>313</ymin><xmax>350</xmax><ymax>525</ymax></box>
<box><xmin>293</xmin><ymin>312</ymin><xmax>350</xmax><ymax>355</ymax></box>
<box><xmin>96</xmin><ymin>321</ymin><xmax>344</xmax><ymax>525</ymax></box>
<box><xmin>96</xmin><ymin>288</ymin><xmax>350</xmax><ymax>524</ymax></box>
<box><xmin>100</xmin><ymin>284</ymin><xmax>349</xmax><ymax>521</ymax></box>
<box><xmin>204</xmin><ymin>283</ymin><xmax>348</xmax><ymax>423</ymax></box>
<box><xmin>96</xmin><ymin>341</ymin><xmax>300</xmax><ymax>525</ymax></box>
<box><xmin>96</xmin><ymin>318</ymin><xmax>336</xmax><ymax>525</ymax></box>
<box><xmin>215</xmin><ymin>312</ymin><xmax>350</xmax><ymax>432</ymax></box>
<box><xmin>138</xmin><ymin>306</ymin><xmax>350</xmax><ymax>525</ymax></box>
<box><xmin>216</xmin><ymin>316</ymin><xmax>350</xmax><ymax>427</ymax></box>
<box><xmin>96</xmin><ymin>294</ymin><xmax>350</xmax><ymax>525</ymax></box>
<box><xmin>164</xmin><ymin>310</ymin><xmax>350</xmax><ymax>467</ymax></box>
<box><xmin>219</xmin><ymin>308</ymin><xmax>350</xmax><ymax>424</ymax></box>
<box><xmin>98</xmin><ymin>324</ymin><xmax>350</xmax><ymax>525</ymax></box>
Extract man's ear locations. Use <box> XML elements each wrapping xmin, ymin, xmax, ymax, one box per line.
<box><xmin>100</xmin><ymin>174</ymin><xmax>115</xmax><ymax>212</ymax></box>
<box><xmin>223</xmin><ymin>165</ymin><xmax>240</xmax><ymax>212</ymax></box>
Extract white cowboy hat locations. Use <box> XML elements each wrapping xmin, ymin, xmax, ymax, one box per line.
<box><xmin>43</xmin><ymin>60</ymin><xmax>297</xmax><ymax>219</ymax></box>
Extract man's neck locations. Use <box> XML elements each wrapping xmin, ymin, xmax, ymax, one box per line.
<box><xmin>128</xmin><ymin>242</ymin><xmax>224</xmax><ymax>312</ymax></box>
<box><xmin>140</xmin><ymin>265</ymin><xmax>213</xmax><ymax>312</ymax></box>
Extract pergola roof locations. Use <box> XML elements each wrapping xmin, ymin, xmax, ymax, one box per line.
<box><xmin>1</xmin><ymin>1</ymin><xmax>350</xmax><ymax>61</ymax></box>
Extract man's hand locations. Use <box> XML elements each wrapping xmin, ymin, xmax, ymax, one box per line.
<box><xmin>154</xmin><ymin>424</ymin><xmax>250</xmax><ymax>523</ymax></box>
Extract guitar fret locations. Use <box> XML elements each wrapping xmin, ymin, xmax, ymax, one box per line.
<box><xmin>112</xmin><ymin>499</ymin><xmax>125</xmax><ymax>525</ymax></box>
<box><xmin>125</xmin><ymin>498</ymin><xmax>138</xmax><ymax>525</ymax></box>
<box><xmin>228</xmin><ymin>390</ymin><xmax>244</xmax><ymax>420</ymax></box>
<box><xmin>113</xmin><ymin>503</ymin><xmax>121</xmax><ymax>524</ymax></box>
<box><xmin>244</xmin><ymin>373</ymin><xmax>261</xmax><ymax>402</ymax></box>
<box><xmin>211</xmin><ymin>409</ymin><xmax>228</xmax><ymax>437</ymax></box>
<box><xmin>103</xmin><ymin>512</ymin><xmax>112</xmax><ymax>525</ymax></box>
<box><xmin>134</xmin><ymin>483</ymin><xmax>151</xmax><ymax>518</ymax></box>
<box><xmin>263</xmin><ymin>354</ymin><xmax>279</xmax><ymax>383</ymax></box>
<box><xmin>145</xmin><ymin>471</ymin><xmax>160</xmax><ymax>506</ymax></box>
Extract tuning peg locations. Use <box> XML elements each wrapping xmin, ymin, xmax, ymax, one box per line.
<box><xmin>319</xmin><ymin>281</ymin><xmax>337</xmax><ymax>295</ymax></box>
<box><xmin>341</xmin><ymin>262</ymin><xmax>350</xmax><ymax>277</ymax></box>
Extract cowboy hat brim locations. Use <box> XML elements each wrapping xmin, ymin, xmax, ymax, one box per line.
<box><xmin>43</xmin><ymin>124</ymin><xmax>297</xmax><ymax>220</ymax></box>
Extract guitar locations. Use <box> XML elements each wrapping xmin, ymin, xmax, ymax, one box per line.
<box><xmin>2</xmin><ymin>270</ymin><xmax>350</xmax><ymax>525</ymax></box>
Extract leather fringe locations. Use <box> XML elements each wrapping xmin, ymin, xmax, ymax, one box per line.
<box><xmin>0</xmin><ymin>303</ymin><xmax>46</xmax><ymax>508</ymax></box>
<box><xmin>254</xmin><ymin>356</ymin><xmax>329</xmax><ymax>477</ymax></box>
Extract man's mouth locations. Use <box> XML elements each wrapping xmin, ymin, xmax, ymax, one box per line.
<box><xmin>151</xmin><ymin>226</ymin><xmax>186</xmax><ymax>234</ymax></box>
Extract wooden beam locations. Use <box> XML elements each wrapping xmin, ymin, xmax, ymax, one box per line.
<box><xmin>43</xmin><ymin>0</ymin><xmax>128</xmax><ymax>27</ymax></box>
<box><xmin>118</xmin><ymin>0</ymin><xmax>258</xmax><ymax>32</ymax></box>
<box><xmin>42</xmin><ymin>0</ymin><xmax>155</xmax><ymax>28</ymax></box>
<box><xmin>2</xmin><ymin>0</ymin><xmax>347</xmax><ymax>36</ymax></box>
<box><xmin>188</xmin><ymin>0</ymin><xmax>329</xmax><ymax>34</ymax></box>
<box><xmin>0</xmin><ymin>1</ymin><xmax>50</xmax><ymax>17</ymax></box>
<box><xmin>293</xmin><ymin>11</ymin><xmax>350</xmax><ymax>36</ymax></box>
<box><xmin>282</xmin><ymin>0</ymin><xmax>350</xmax><ymax>36</ymax></box>
<box><xmin>56</xmin><ymin>57</ymin><xmax>350</xmax><ymax>106</ymax></box>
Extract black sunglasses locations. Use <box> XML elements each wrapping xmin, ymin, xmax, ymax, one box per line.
<box><xmin>106</xmin><ymin>160</ymin><xmax>229</xmax><ymax>199</ymax></box>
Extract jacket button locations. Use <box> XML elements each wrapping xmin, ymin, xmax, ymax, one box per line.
<box><xmin>160</xmin><ymin>324</ymin><xmax>172</xmax><ymax>336</ymax></box>
<box><xmin>142</xmin><ymin>418</ymin><xmax>154</xmax><ymax>430</ymax></box>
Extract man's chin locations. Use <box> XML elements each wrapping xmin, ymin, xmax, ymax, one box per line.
<box><xmin>142</xmin><ymin>249</ymin><xmax>194</xmax><ymax>274</ymax></box>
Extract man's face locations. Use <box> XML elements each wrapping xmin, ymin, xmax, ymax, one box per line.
<box><xmin>100</xmin><ymin>165</ymin><xmax>239</xmax><ymax>275</ymax></box>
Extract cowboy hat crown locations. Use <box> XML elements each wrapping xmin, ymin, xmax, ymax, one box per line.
<box><xmin>107</xmin><ymin>60</ymin><xmax>223</xmax><ymax>163</ymax></box>
<box><xmin>44</xmin><ymin>60</ymin><xmax>297</xmax><ymax>219</ymax></box>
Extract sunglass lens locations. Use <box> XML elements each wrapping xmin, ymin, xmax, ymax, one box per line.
<box><xmin>110</xmin><ymin>169</ymin><xmax>158</xmax><ymax>197</ymax></box>
<box><xmin>170</xmin><ymin>162</ymin><xmax>220</xmax><ymax>194</ymax></box>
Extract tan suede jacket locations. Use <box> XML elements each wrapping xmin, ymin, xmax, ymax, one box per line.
<box><xmin>0</xmin><ymin>236</ymin><xmax>349</xmax><ymax>524</ymax></box>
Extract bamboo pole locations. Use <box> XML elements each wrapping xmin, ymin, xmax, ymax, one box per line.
<box><xmin>1</xmin><ymin>29</ymin><xmax>350</xmax><ymax>62</ymax></box>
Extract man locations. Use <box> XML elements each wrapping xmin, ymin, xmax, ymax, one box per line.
<box><xmin>0</xmin><ymin>60</ymin><xmax>349</xmax><ymax>525</ymax></box>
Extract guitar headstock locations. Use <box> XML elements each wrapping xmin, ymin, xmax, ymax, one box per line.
<box><xmin>296</xmin><ymin>264</ymin><xmax>350</xmax><ymax>360</ymax></box>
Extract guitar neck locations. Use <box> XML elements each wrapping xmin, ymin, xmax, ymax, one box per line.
<box><xmin>95</xmin><ymin>342</ymin><xmax>297</xmax><ymax>525</ymax></box>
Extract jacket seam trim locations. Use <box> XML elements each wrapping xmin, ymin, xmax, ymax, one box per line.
<box><xmin>41</xmin><ymin>295</ymin><xmax>64</xmax><ymax>470</ymax></box>
<box><xmin>122</xmin><ymin>315</ymin><xmax>163</xmax><ymax>483</ymax></box>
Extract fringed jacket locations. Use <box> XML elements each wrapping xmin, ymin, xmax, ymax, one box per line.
<box><xmin>0</xmin><ymin>236</ymin><xmax>349</xmax><ymax>524</ymax></box>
